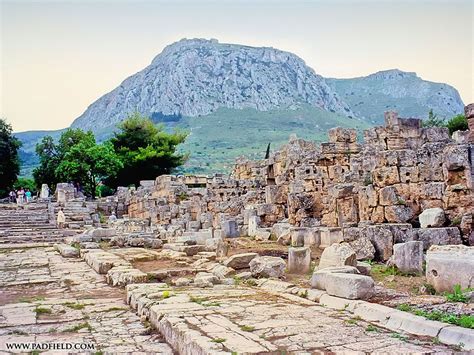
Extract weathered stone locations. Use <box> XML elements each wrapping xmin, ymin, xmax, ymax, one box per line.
<box><xmin>389</xmin><ymin>241</ymin><xmax>423</xmax><ymax>274</ymax></box>
<box><xmin>419</xmin><ymin>208</ymin><xmax>446</xmax><ymax>228</ymax></box>
<box><xmin>318</xmin><ymin>243</ymin><xmax>356</xmax><ymax>269</ymax></box>
<box><xmin>249</xmin><ymin>256</ymin><xmax>286</xmax><ymax>278</ymax></box>
<box><xmin>310</xmin><ymin>266</ymin><xmax>359</xmax><ymax>290</ymax></box>
<box><xmin>55</xmin><ymin>243</ymin><xmax>79</xmax><ymax>258</ymax></box>
<box><xmin>426</xmin><ymin>245</ymin><xmax>474</xmax><ymax>292</ymax></box>
<box><xmin>415</xmin><ymin>227</ymin><xmax>462</xmax><ymax>251</ymax></box>
<box><xmin>248</xmin><ymin>215</ymin><xmax>259</xmax><ymax>237</ymax></box>
<box><xmin>221</xmin><ymin>219</ymin><xmax>240</xmax><ymax>238</ymax></box>
<box><xmin>364</xmin><ymin>226</ymin><xmax>394</xmax><ymax>261</ymax></box>
<box><xmin>255</xmin><ymin>227</ymin><xmax>271</xmax><ymax>241</ymax></box>
<box><xmin>173</xmin><ymin>277</ymin><xmax>191</xmax><ymax>286</ymax></box>
<box><xmin>347</xmin><ymin>236</ymin><xmax>375</xmax><ymax>260</ymax></box>
<box><xmin>287</xmin><ymin>247</ymin><xmax>311</xmax><ymax>274</ymax></box>
<box><xmin>356</xmin><ymin>261</ymin><xmax>372</xmax><ymax>275</ymax></box>
<box><xmin>211</xmin><ymin>264</ymin><xmax>235</xmax><ymax>279</ymax></box>
<box><xmin>223</xmin><ymin>252</ymin><xmax>258</xmax><ymax>269</ymax></box>
<box><xmin>323</xmin><ymin>273</ymin><xmax>375</xmax><ymax>300</ymax></box>
<box><xmin>384</xmin><ymin>205</ymin><xmax>414</xmax><ymax>223</ymax></box>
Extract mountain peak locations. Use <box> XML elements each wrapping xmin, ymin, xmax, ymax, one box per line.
<box><xmin>72</xmin><ymin>39</ymin><xmax>354</xmax><ymax>131</ymax></box>
<box><xmin>368</xmin><ymin>69</ymin><xmax>417</xmax><ymax>80</ymax></box>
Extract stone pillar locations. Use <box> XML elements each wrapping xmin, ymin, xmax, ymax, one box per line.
<box><xmin>465</xmin><ymin>103</ymin><xmax>474</xmax><ymax>143</ymax></box>
<box><xmin>40</xmin><ymin>184</ymin><xmax>49</xmax><ymax>198</ymax></box>
<box><xmin>288</xmin><ymin>247</ymin><xmax>311</xmax><ymax>274</ymax></box>
<box><xmin>248</xmin><ymin>215</ymin><xmax>259</xmax><ymax>237</ymax></box>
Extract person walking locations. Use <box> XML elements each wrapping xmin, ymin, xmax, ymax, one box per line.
<box><xmin>9</xmin><ymin>190</ymin><xmax>16</xmax><ymax>203</ymax></box>
<box><xmin>25</xmin><ymin>189</ymin><xmax>32</xmax><ymax>203</ymax></box>
<box><xmin>57</xmin><ymin>208</ymin><xmax>66</xmax><ymax>229</ymax></box>
<box><xmin>17</xmin><ymin>188</ymin><xmax>25</xmax><ymax>205</ymax></box>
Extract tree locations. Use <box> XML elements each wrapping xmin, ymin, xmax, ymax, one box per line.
<box><xmin>422</xmin><ymin>109</ymin><xmax>446</xmax><ymax>128</ymax></box>
<box><xmin>33</xmin><ymin>129</ymin><xmax>96</xmax><ymax>190</ymax></box>
<box><xmin>13</xmin><ymin>177</ymin><xmax>36</xmax><ymax>193</ymax></box>
<box><xmin>445</xmin><ymin>114</ymin><xmax>468</xmax><ymax>135</ymax></box>
<box><xmin>108</xmin><ymin>112</ymin><xmax>188</xmax><ymax>187</ymax></box>
<box><xmin>33</xmin><ymin>135</ymin><xmax>60</xmax><ymax>190</ymax></box>
<box><xmin>56</xmin><ymin>138</ymin><xmax>122</xmax><ymax>199</ymax></box>
<box><xmin>0</xmin><ymin>119</ymin><xmax>21</xmax><ymax>196</ymax></box>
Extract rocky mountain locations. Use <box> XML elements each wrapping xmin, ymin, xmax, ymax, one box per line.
<box><xmin>326</xmin><ymin>69</ymin><xmax>464</xmax><ymax>123</ymax></box>
<box><xmin>71</xmin><ymin>38</ymin><xmax>355</xmax><ymax>131</ymax></box>
<box><xmin>18</xmin><ymin>39</ymin><xmax>465</xmax><ymax>175</ymax></box>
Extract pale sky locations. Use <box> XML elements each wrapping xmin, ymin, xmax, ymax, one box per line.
<box><xmin>1</xmin><ymin>0</ymin><xmax>472</xmax><ymax>132</ymax></box>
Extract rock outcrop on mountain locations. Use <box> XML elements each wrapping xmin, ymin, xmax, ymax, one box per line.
<box><xmin>326</xmin><ymin>69</ymin><xmax>464</xmax><ymax>123</ymax></box>
<box><xmin>71</xmin><ymin>38</ymin><xmax>354</xmax><ymax>131</ymax></box>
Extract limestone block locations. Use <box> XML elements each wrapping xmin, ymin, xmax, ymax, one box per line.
<box><xmin>356</xmin><ymin>261</ymin><xmax>372</xmax><ymax>275</ymax></box>
<box><xmin>319</xmin><ymin>227</ymin><xmax>343</xmax><ymax>249</ymax></box>
<box><xmin>255</xmin><ymin>228</ymin><xmax>271</xmax><ymax>241</ymax></box>
<box><xmin>415</xmin><ymin>227</ymin><xmax>462</xmax><ymax>251</ymax></box>
<box><xmin>223</xmin><ymin>252</ymin><xmax>258</xmax><ymax>269</ymax></box>
<box><xmin>379</xmin><ymin>186</ymin><xmax>399</xmax><ymax>206</ymax></box>
<box><xmin>384</xmin><ymin>205</ymin><xmax>414</xmax><ymax>223</ymax></box>
<box><xmin>249</xmin><ymin>256</ymin><xmax>286</xmax><ymax>278</ymax></box>
<box><xmin>248</xmin><ymin>216</ymin><xmax>260</xmax><ymax>237</ymax></box>
<box><xmin>364</xmin><ymin>225</ymin><xmax>394</xmax><ymax>261</ymax></box>
<box><xmin>347</xmin><ymin>236</ymin><xmax>375</xmax><ymax>260</ymax></box>
<box><xmin>211</xmin><ymin>264</ymin><xmax>235</xmax><ymax>279</ymax></box>
<box><xmin>373</xmin><ymin>166</ymin><xmax>400</xmax><ymax>187</ymax></box>
<box><xmin>55</xmin><ymin>244</ymin><xmax>79</xmax><ymax>258</ymax></box>
<box><xmin>438</xmin><ymin>326</ymin><xmax>474</xmax><ymax>350</ymax></box>
<box><xmin>426</xmin><ymin>245</ymin><xmax>474</xmax><ymax>292</ymax></box>
<box><xmin>318</xmin><ymin>243</ymin><xmax>357</xmax><ymax>269</ymax></box>
<box><xmin>328</xmin><ymin>127</ymin><xmax>357</xmax><ymax>143</ymax></box>
<box><xmin>419</xmin><ymin>208</ymin><xmax>446</xmax><ymax>228</ymax></box>
<box><xmin>221</xmin><ymin>219</ymin><xmax>240</xmax><ymax>238</ymax></box>
<box><xmin>288</xmin><ymin>247</ymin><xmax>311</xmax><ymax>274</ymax></box>
<box><xmin>310</xmin><ymin>266</ymin><xmax>359</xmax><ymax>290</ymax></box>
<box><xmin>323</xmin><ymin>273</ymin><xmax>375</xmax><ymax>300</ymax></box>
<box><xmin>389</xmin><ymin>241</ymin><xmax>423</xmax><ymax>274</ymax></box>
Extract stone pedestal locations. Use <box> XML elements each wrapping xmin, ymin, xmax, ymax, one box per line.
<box><xmin>288</xmin><ymin>247</ymin><xmax>311</xmax><ymax>274</ymax></box>
<box><xmin>40</xmin><ymin>184</ymin><xmax>49</xmax><ymax>198</ymax></box>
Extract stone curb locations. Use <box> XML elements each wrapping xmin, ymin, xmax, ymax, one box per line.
<box><xmin>67</xmin><ymin>250</ymin><xmax>474</xmax><ymax>351</ymax></box>
<box><xmin>257</xmin><ymin>279</ymin><xmax>474</xmax><ymax>351</ymax></box>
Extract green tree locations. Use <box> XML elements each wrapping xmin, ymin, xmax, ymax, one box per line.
<box><xmin>0</xmin><ymin>119</ymin><xmax>21</xmax><ymax>196</ymax></box>
<box><xmin>56</xmin><ymin>138</ymin><xmax>122</xmax><ymax>199</ymax></box>
<box><xmin>33</xmin><ymin>129</ymin><xmax>96</xmax><ymax>190</ymax></box>
<box><xmin>33</xmin><ymin>136</ymin><xmax>60</xmax><ymax>190</ymax></box>
<box><xmin>422</xmin><ymin>109</ymin><xmax>446</xmax><ymax>128</ymax></box>
<box><xmin>109</xmin><ymin>113</ymin><xmax>188</xmax><ymax>187</ymax></box>
<box><xmin>13</xmin><ymin>177</ymin><xmax>36</xmax><ymax>193</ymax></box>
<box><xmin>446</xmin><ymin>114</ymin><xmax>468</xmax><ymax>135</ymax></box>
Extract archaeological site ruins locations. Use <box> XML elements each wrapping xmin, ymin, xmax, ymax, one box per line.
<box><xmin>1</xmin><ymin>105</ymin><xmax>473</xmax><ymax>353</ymax></box>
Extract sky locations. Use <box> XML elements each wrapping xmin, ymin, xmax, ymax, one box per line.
<box><xmin>1</xmin><ymin>0</ymin><xmax>472</xmax><ymax>132</ymax></box>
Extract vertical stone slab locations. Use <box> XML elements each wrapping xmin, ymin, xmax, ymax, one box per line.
<box><xmin>288</xmin><ymin>247</ymin><xmax>311</xmax><ymax>274</ymax></box>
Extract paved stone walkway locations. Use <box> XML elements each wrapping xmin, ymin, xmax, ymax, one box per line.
<box><xmin>0</xmin><ymin>244</ymin><xmax>173</xmax><ymax>353</ymax></box>
<box><xmin>0</xmin><ymin>244</ymin><xmax>457</xmax><ymax>354</ymax></box>
<box><xmin>128</xmin><ymin>284</ymin><xmax>453</xmax><ymax>354</ymax></box>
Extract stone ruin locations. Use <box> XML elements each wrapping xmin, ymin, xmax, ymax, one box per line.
<box><xmin>87</xmin><ymin>106</ymin><xmax>474</xmax><ymax>297</ymax></box>
<box><xmin>4</xmin><ymin>106</ymin><xmax>474</xmax><ymax>353</ymax></box>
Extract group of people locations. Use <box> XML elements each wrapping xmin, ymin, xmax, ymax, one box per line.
<box><xmin>9</xmin><ymin>188</ymin><xmax>33</xmax><ymax>204</ymax></box>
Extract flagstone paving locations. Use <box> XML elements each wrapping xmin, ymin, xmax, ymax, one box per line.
<box><xmin>0</xmin><ymin>244</ymin><xmax>173</xmax><ymax>354</ymax></box>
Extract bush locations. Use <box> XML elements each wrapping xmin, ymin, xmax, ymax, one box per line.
<box><xmin>446</xmin><ymin>114</ymin><xmax>468</xmax><ymax>135</ymax></box>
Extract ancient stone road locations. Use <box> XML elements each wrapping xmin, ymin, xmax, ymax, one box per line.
<box><xmin>0</xmin><ymin>244</ymin><xmax>172</xmax><ymax>353</ymax></box>
<box><xmin>1</xmin><ymin>244</ymin><xmax>454</xmax><ymax>354</ymax></box>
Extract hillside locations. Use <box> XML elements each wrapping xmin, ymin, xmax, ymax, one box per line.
<box><xmin>71</xmin><ymin>38</ymin><xmax>354</xmax><ymax>131</ymax></box>
<box><xmin>326</xmin><ymin>69</ymin><xmax>464</xmax><ymax>123</ymax></box>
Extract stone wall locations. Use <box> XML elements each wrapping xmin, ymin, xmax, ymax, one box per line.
<box><xmin>113</xmin><ymin>109</ymin><xmax>474</xmax><ymax>245</ymax></box>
